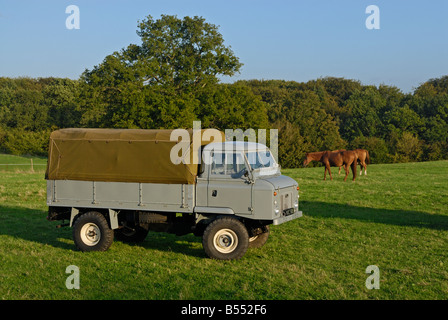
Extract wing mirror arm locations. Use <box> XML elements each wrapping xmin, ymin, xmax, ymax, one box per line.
<box><xmin>244</xmin><ymin>169</ymin><xmax>255</xmax><ymax>184</ymax></box>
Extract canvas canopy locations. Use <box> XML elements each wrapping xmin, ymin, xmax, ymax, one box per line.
<box><xmin>45</xmin><ymin>128</ymin><xmax>224</xmax><ymax>184</ymax></box>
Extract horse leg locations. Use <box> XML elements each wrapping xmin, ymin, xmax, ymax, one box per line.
<box><xmin>351</xmin><ymin>160</ymin><xmax>357</xmax><ymax>181</ymax></box>
<box><xmin>338</xmin><ymin>166</ymin><xmax>341</xmax><ymax>175</ymax></box>
<box><xmin>328</xmin><ymin>165</ymin><xmax>333</xmax><ymax>180</ymax></box>
<box><xmin>325</xmin><ymin>165</ymin><xmax>333</xmax><ymax>180</ymax></box>
<box><xmin>360</xmin><ymin>161</ymin><xmax>366</xmax><ymax>176</ymax></box>
<box><xmin>343</xmin><ymin>164</ymin><xmax>349</xmax><ymax>182</ymax></box>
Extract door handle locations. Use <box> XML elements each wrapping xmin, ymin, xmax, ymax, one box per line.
<box><xmin>212</xmin><ymin>190</ymin><xmax>218</xmax><ymax>197</ymax></box>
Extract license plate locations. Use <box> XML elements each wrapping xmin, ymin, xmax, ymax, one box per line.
<box><xmin>283</xmin><ymin>208</ymin><xmax>295</xmax><ymax>216</ymax></box>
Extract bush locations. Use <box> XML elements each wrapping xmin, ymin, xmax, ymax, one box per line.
<box><xmin>0</xmin><ymin>129</ymin><xmax>51</xmax><ymax>156</ymax></box>
<box><xmin>388</xmin><ymin>131</ymin><xmax>423</xmax><ymax>163</ymax></box>
<box><xmin>422</xmin><ymin>141</ymin><xmax>448</xmax><ymax>161</ymax></box>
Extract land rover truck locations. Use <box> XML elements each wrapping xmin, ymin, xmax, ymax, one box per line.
<box><xmin>46</xmin><ymin>128</ymin><xmax>302</xmax><ymax>260</ymax></box>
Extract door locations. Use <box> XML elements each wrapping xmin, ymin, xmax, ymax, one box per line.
<box><xmin>207</xmin><ymin>151</ymin><xmax>253</xmax><ymax>215</ymax></box>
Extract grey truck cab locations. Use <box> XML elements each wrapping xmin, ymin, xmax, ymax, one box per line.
<box><xmin>46</xmin><ymin>128</ymin><xmax>302</xmax><ymax>260</ymax></box>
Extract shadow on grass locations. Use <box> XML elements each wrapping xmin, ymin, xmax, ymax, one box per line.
<box><xmin>301</xmin><ymin>201</ymin><xmax>448</xmax><ymax>231</ymax></box>
<box><xmin>1</xmin><ymin>202</ymin><xmax>447</xmax><ymax>257</ymax></box>
<box><xmin>0</xmin><ymin>205</ymin><xmax>205</xmax><ymax>257</ymax></box>
<box><xmin>131</xmin><ymin>232</ymin><xmax>204</xmax><ymax>258</ymax></box>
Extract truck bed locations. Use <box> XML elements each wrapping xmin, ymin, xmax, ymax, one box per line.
<box><xmin>47</xmin><ymin>180</ymin><xmax>195</xmax><ymax>213</ymax></box>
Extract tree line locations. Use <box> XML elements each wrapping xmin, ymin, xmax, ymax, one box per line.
<box><xmin>0</xmin><ymin>15</ymin><xmax>447</xmax><ymax>168</ymax></box>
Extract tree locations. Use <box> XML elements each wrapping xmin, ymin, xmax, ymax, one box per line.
<box><xmin>197</xmin><ymin>83</ymin><xmax>269</xmax><ymax>130</ymax></box>
<box><xmin>340</xmin><ymin>87</ymin><xmax>386</xmax><ymax>140</ymax></box>
<box><xmin>390</xmin><ymin>131</ymin><xmax>423</xmax><ymax>162</ymax></box>
<box><xmin>43</xmin><ymin>78</ymin><xmax>82</xmax><ymax>128</ymax></box>
<box><xmin>273</xmin><ymin>120</ymin><xmax>306</xmax><ymax>168</ymax></box>
<box><xmin>82</xmin><ymin>15</ymin><xmax>242</xmax><ymax>90</ymax></box>
<box><xmin>80</xmin><ymin>14</ymin><xmax>243</xmax><ymax>129</ymax></box>
<box><xmin>134</xmin><ymin>15</ymin><xmax>242</xmax><ymax>89</ymax></box>
<box><xmin>383</xmin><ymin>104</ymin><xmax>424</xmax><ymax>136</ymax></box>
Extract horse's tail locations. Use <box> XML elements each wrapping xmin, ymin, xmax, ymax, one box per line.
<box><xmin>366</xmin><ymin>150</ymin><xmax>370</xmax><ymax>164</ymax></box>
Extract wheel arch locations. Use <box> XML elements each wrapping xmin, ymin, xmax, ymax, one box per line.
<box><xmin>69</xmin><ymin>207</ymin><xmax>118</xmax><ymax>229</ymax></box>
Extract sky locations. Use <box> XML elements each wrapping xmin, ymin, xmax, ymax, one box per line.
<box><xmin>0</xmin><ymin>0</ymin><xmax>447</xmax><ymax>93</ymax></box>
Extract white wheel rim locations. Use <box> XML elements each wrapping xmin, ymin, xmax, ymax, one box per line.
<box><xmin>213</xmin><ymin>229</ymin><xmax>238</xmax><ymax>253</ymax></box>
<box><xmin>80</xmin><ymin>223</ymin><xmax>101</xmax><ymax>246</ymax></box>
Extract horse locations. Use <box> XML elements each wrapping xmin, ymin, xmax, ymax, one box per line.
<box><xmin>337</xmin><ymin>149</ymin><xmax>370</xmax><ymax>176</ymax></box>
<box><xmin>303</xmin><ymin>150</ymin><xmax>358</xmax><ymax>181</ymax></box>
<box><xmin>305</xmin><ymin>149</ymin><xmax>349</xmax><ymax>176</ymax></box>
<box><xmin>353</xmin><ymin>149</ymin><xmax>370</xmax><ymax>175</ymax></box>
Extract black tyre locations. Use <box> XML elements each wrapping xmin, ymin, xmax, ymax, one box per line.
<box><xmin>202</xmin><ymin>217</ymin><xmax>249</xmax><ymax>260</ymax></box>
<box><xmin>248</xmin><ymin>226</ymin><xmax>270</xmax><ymax>249</ymax></box>
<box><xmin>73</xmin><ymin>211</ymin><xmax>114</xmax><ymax>252</ymax></box>
<box><xmin>114</xmin><ymin>226</ymin><xmax>149</xmax><ymax>243</ymax></box>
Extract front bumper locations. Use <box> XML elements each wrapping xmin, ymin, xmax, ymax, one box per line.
<box><xmin>272</xmin><ymin>210</ymin><xmax>302</xmax><ymax>225</ymax></box>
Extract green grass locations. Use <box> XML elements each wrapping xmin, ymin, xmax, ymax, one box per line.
<box><xmin>0</xmin><ymin>154</ymin><xmax>447</xmax><ymax>300</ymax></box>
<box><xmin>0</xmin><ymin>154</ymin><xmax>47</xmax><ymax>172</ymax></box>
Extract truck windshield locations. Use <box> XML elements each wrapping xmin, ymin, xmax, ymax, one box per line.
<box><xmin>245</xmin><ymin>150</ymin><xmax>276</xmax><ymax>169</ymax></box>
<box><xmin>245</xmin><ymin>150</ymin><xmax>280</xmax><ymax>177</ymax></box>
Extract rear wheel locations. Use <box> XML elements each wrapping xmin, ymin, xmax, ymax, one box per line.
<box><xmin>202</xmin><ymin>217</ymin><xmax>249</xmax><ymax>260</ymax></box>
<box><xmin>73</xmin><ymin>211</ymin><xmax>114</xmax><ymax>252</ymax></box>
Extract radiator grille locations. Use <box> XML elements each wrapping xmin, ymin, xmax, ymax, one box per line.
<box><xmin>280</xmin><ymin>192</ymin><xmax>292</xmax><ymax>211</ymax></box>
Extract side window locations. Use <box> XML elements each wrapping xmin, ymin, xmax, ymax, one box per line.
<box><xmin>226</xmin><ymin>153</ymin><xmax>246</xmax><ymax>178</ymax></box>
<box><xmin>211</xmin><ymin>152</ymin><xmax>247</xmax><ymax>178</ymax></box>
<box><xmin>211</xmin><ymin>152</ymin><xmax>225</xmax><ymax>175</ymax></box>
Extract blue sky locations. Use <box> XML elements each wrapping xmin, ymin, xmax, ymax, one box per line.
<box><xmin>0</xmin><ymin>0</ymin><xmax>447</xmax><ymax>93</ymax></box>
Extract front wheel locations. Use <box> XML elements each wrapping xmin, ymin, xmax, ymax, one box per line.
<box><xmin>73</xmin><ymin>211</ymin><xmax>114</xmax><ymax>252</ymax></box>
<box><xmin>202</xmin><ymin>217</ymin><xmax>249</xmax><ymax>260</ymax></box>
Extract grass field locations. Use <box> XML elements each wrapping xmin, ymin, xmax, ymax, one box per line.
<box><xmin>0</xmin><ymin>154</ymin><xmax>447</xmax><ymax>300</ymax></box>
<box><xmin>0</xmin><ymin>154</ymin><xmax>47</xmax><ymax>172</ymax></box>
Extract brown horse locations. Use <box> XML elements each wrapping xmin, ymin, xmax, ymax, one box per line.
<box><xmin>303</xmin><ymin>150</ymin><xmax>348</xmax><ymax>176</ymax></box>
<box><xmin>337</xmin><ymin>149</ymin><xmax>370</xmax><ymax>176</ymax></box>
<box><xmin>353</xmin><ymin>149</ymin><xmax>370</xmax><ymax>175</ymax></box>
<box><xmin>303</xmin><ymin>150</ymin><xmax>358</xmax><ymax>181</ymax></box>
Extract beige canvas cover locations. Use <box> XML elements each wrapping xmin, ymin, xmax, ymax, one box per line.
<box><xmin>45</xmin><ymin>128</ymin><xmax>224</xmax><ymax>184</ymax></box>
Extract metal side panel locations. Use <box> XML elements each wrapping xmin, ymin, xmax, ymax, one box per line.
<box><xmin>46</xmin><ymin>179</ymin><xmax>53</xmax><ymax>206</ymax></box>
<box><xmin>140</xmin><ymin>183</ymin><xmax>195</xmax><ymax>211</ymax></box>
<box><xmin>47</xmin><ymin>180</ymin><xmax>194</xmax><ymax>213</ymax></box>
<box><xmin>96</xmin><ymin>181</ymin><xmax>139</xmax><ymax>205</ymax></box>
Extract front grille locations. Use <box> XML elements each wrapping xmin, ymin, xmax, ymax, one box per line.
<box><xmin>278</xmin><ymin>187</ymin><xmax>297</xmax><ymax>217</ymax></box>
<box><xmin>280</xmin><ymin>192</ymin><xmax>292</xmax><ymax>211</ymax></box>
